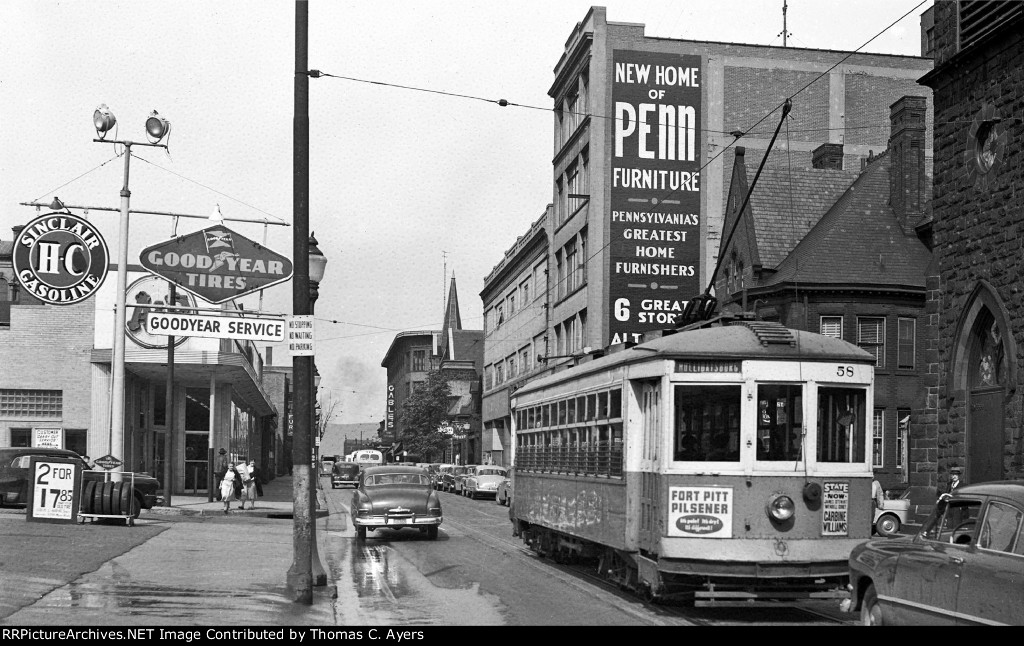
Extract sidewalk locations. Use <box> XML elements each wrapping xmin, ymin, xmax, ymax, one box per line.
<box><xmin>144</xmin><ymin>473</ymin><xmax>329</xmax><ymax>518</ymax></box>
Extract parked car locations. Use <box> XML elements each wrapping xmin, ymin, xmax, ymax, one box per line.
<box><xmin>464</xmin><ymin>465</ymin><xmax>507</xmax><ymax>500</ymax></box>
<box><xmin>0</xmin><ymin>447</ymin><xmax>161</xmax><ymax>517</ymax></box>
<box><xmin>899</xmin><ymin>484</ymin><xmax>939</xmax><ymax>526</ymax></box>
<box><xmin>496</xmin><ymin>466</ymin><xmax>514</xmax><ymax>506</ymax></box>
<box><xmin>441</xmin><ymin>465</ymin><xmax>466</xmax><ymax>493</ymax></box>
<box><xmin>433</xmin><ymin>464</ymin><xmax>454</xmax><ymax>490</ymax></box>
<box><xmin>331</xmin><ymin>461</ymin><xmax>360</xmax><ymax>489</ymax></box>
<box><xmin>452</xmin><ymin>465</ymin><xmax>479</xmax><ymax>495</ymax></box>
<box><xmin>350</xmin><ymin>465</ymin><xmax>442</xmax><ymax>541</ymax></box>
<box><xmin>849</xmin><ymin>480</ymin><xmax>1024</xmax><ymax>626</ymax></box>
<box><xmin>873</xmin><ymin>496</ymin><xmax>910</xmax><ymax>537</ymax></box>
<box><xmin>319</xmin><ymin>458</ymin><xmax>335</xmax><ymax>476</ymax></box>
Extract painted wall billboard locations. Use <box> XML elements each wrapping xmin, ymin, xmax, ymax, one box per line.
<box><xmin>609</xmin><ymin>51</ymin><xmax>702</xmax><ymax>345</ymax></box>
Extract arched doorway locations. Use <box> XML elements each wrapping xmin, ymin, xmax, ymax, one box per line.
<box><xmin>966</xmin><ymin>309</ymin><xmax>1005</xmax><ymax>484</ymax></box>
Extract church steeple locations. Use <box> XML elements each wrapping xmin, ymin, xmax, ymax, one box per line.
<box><xmin>439</xmin><ymin>274</ymin><xmax>463</xmax><ymax>361</ymax></box>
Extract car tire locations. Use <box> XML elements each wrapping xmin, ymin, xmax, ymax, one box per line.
<box><xmin>860</xmin><ymin>583</ymin><xmax>883</xmax><ymax>626</ymax></box>
<box><xmin>356</xmin><ymin>525</ymin><xmax>366</xmax><ymax>541</ymax></box>
<box><xmin>117</xmin><ymin>481</ymin><xmax>133</xmax><ymax>517</ymax></box>
<box><xmin>81</xmin><ymin>481</ymin><xmax>96</xmax><ymax>514</ymax></box>
<box><xmin>427</xmin><ymin>525</ymin><xmax>438</xmax><ymax>540</ymax></box>
<box><xmin>876</xmin><ymin>514</ymin><xmax>900</xmax><ymax>537</ymax></box>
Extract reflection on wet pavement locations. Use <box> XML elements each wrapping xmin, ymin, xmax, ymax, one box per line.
<box><xmin>323</xmin><ymin>528</ymin><xmax>505</xmax><ymax>625</ymax></box>
<box><xmin>4</xmin><ymin>520</ymin><xmax>335</xmax><ymax>626</ymax></box>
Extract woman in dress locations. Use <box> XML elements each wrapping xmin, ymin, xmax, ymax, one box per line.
<box><xmin>220</xmin><ymin>461</ymin><xmax>238</xmax><ymax>513</ymax></box>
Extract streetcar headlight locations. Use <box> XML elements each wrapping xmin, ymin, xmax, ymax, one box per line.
<box><xmin>766</xmin><ymin>493</ymin><xmax>796</xmax><ymax>521</ymax></box>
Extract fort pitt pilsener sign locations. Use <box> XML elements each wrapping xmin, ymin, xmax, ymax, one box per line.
<box><xmin>13</xmin><ymin>212</ymin><xmax>110</xmax><ymax>305</ymax></box>
<box><xmin>139</xmin><ymin>225</ymin><xmax>293</xmax><ymax>304</ymax></box>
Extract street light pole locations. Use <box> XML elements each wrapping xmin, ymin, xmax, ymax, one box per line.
<box><xmin>92</xmin><ymin>106</ymin><xmax>170</xmax><ymax>473</ymax></box>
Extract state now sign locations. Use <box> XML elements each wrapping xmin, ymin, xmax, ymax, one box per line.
<box><xmin>146</xmin><ymin>311</ymin><xmax>286</xmax><ymax>342</ymax></box>
<box><xmin>139</xmin><ymin>225</ymin><xmax>293</xmax><ymax>304</ymax></box>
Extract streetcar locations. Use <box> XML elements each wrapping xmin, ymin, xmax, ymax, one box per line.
<box><xmin>509</xmin><ymin>314</ymin><xmax>875</xmax><ymax>605</ymax></box>
<box><xmin>352</xmin><ymin>449</ymin><xmax>384</xmax><ymax>470</ymax></box>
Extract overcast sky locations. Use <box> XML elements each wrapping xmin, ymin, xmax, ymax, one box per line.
<box><xmin>0</xmin><ymin>1</ymin><xmax>932</xmax><ymax>425</ymax></box>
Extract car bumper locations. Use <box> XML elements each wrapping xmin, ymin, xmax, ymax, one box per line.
<box><xmin>472</xmin><ymin>489</ymin><xmax>498</xmax><ymax>497</ymax></box>
<box><xmin>353</xmin><ymin>515</ymin><xmax>443</xmax><ymax>528</ymax></box>
<box><xmin>332</xmin><ymin>479</ymin><xmax>357</xmax><ymax>487</ymax></box>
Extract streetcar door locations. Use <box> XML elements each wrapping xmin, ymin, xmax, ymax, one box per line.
<box><xmin>638</xmin><ymin>381</ymin><xmax>660</xmax><ymax>546</ymax></box>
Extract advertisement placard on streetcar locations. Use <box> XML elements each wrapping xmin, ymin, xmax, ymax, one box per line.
<box><xmin>821</xmin><ymin>481</ymin><xmax>850</xmax><ymax>536</ymax></box>
<box><xmin>26</xmin><ymin>456</ymin><xmax>82</xmax><ymax>524</ymax></box>
<box><xmin>668</xmin><ymin>486</ymin><xmax>733</xmax><ymax>538</ymax></box>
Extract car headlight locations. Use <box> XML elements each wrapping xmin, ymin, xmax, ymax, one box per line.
<box><xmin>766</xmin><ymin>493</ymin><xmax>795</xmax><ymax>522</ymax></box>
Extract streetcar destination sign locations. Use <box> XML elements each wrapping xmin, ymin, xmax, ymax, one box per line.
<box><xmin>139</xmin><ymin>225</ymin><xmax>293</xmax><ymax>304</ymax></box>
<box><xmin>146</xmin><ymin>311</ymin><xmax>285</xmax><ymax>342</ymax></box>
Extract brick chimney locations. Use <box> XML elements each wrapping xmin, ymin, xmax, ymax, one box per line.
<box><xmin>811</xmin><ymin>142</ymin><xmax>844</xmax><ymax>169</ymax></box>
<box><xmin>888</xmin><ymin>95</ymin><xmax>927</xmax><ymax>230</ymax></box>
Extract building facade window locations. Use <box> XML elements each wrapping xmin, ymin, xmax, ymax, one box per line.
<box><xmin>872</xmin><ymin>409</ymin><xmax>884</xmax><ymax>469</ymax></box>
<box><xmin>519</xmin><ymin>346</ymin><xmax>531</xmax><ymax>375</ymax></box>
<box><xmin>858</xmin><ymin>317</ymin><xmax>886</xmax><ymax>368</ymax></box>
<box><xmin>520</xmin><ymin>278</ymin><xmax>530</xmax><ymax>305</ymax></box>
<box><xmin>0</xmin><ymin>389</ymin><xmax>62</xmax><ymax>418</ymax></box>
<box><xmin>897</xmin><ymin>317</ymin><xmax>916</xmax><ymax>369</ymax></box>
<box><xmin>820</xmin><ymin>316</ymin><xmax>843</xmax><ymax>339</ymax></box>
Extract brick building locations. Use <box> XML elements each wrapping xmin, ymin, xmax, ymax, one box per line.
<box><xmin>716</xmin><ymin>96</ymin><xmax>933</xmax><ymax>492</ymax></box>
<box><xmin>918</xmin><ymin>1</ymin><xmax>1024</xmax><ymax>488</ymax></box>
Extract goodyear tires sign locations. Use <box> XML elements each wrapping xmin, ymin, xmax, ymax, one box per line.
<box><xmin>139</xmin><ymin>225</ymin><xmax>293</xmax><ymax>304</ymax></box>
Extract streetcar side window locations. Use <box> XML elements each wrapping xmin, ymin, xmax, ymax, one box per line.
<box><xmin>817</xmin><ymin>387</ymin><xmax>867</xmax><ymax>463</ymax></box>
<box><xmin>674</xmin><ymin>386</ymin><xmax>741</xmax><ymax>462</ymax></box>
<box><xmin>756</xmin><ymin>384</ymin><xmax>803</xmax><ymax>461</ymax></box>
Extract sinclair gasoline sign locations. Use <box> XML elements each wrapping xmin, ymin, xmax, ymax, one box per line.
<box><xmin>609</xmin><ymin>51</ymin><xmax>702</xmax><ymax>345</ymax></box>
<box><xmin>139</xmin><ymin>225</ymin><xmax>293</xmax><ymax>304</ymax></box>
<box><xmin>12</xmin><ymin>212</ymin><xmax>110</xmax><ymax>305</ymax></box>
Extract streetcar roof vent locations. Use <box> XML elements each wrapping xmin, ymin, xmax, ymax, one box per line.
<box><xmin>731</xmin><ymin>320</ymin><xmax>796</xmax><ymax>346</ymax></box>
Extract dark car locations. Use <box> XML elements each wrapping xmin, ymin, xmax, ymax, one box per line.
<box><xmin>331</xmin><ymin>461</ymin><xmax>360</xmax><ymax>489</ymax></box>
<box><xmin>441</xmin><ymin>465</ymin><xmax>467</xmax><ymax>493</ymax></box>
<box><xmin>452</xmin><ymin>465</ymin><xmax>479</xmax><ymax>495</ymax></box>
<box><xmin>350</xmin><ymin>465</ymin><xmax>442</xmax><ymax>540</ymax></box>
<box><xmin>849</xmin><ymin>480</ymin><xmax>1024</xmax><ymax>626</ymax></box>
<box><xmin>433</xmin><ymin>464</ymin><xmax>454</xmax><ymax>490</ymax></box>
<box><xmin>0</xmin><ymin>447</ymin><xmax>161</xmax><ymax>517</ymax></box>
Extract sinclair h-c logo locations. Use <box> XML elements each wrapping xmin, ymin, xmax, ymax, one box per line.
<box><xmin>13</xmin><ymin>212</ymin><xmax>110</xmax><ymax>305</ymax></box>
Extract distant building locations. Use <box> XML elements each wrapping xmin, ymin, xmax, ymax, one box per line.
<box><xmin>382</xmin><ymin>276</ymin><xmax>482</xmax><ymax>464</ymax></box>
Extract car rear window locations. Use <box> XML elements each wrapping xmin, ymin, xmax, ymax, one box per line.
<box><xmin>477</xmin><ymin>468</ymin><xmax>506</xmax><ymax>476</ymax></box>
<box><xmin>367</xmin><ymin>473</ymin><xmax>430</xmax><ymax>486</ymax></box>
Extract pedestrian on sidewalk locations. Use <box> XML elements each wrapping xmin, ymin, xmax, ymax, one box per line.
<box><xmin>249</xmin><ymin>459</ymin><xmax>264</xmax><ymax>498</ymax></box>
<box><xmin>219</xmin><ymin>458</ymin><xmax>239</xmax><ymax>513</ymax></box>
<box><xmin>238</xmin><ymin>459</ymin><xmax>257</xmax><ymax>510</ymax></box>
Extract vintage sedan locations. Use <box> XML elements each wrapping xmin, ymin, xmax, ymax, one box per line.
<box><xmin>463</xmin><ymin>465</ymin><xmax>507</xmax><ymax>499</ymax></box>
<box><xmin>452</xmin><ymin>465</ymin><xmax>479</xmax><ymax>495</ymax></box>
<box><xmin>432</xmin><ymin>464</ymin><xmax>454</xmax><ymax>490</ymax></box>
<box><xmin>331</xmin><ymin>461</ymin><xmax>360</xmax><ymax>489</ymax></box>
<box><xmin>441</xmin><ymin>465</ymin><xmax>467</xmax><ymax>493</ymax></box>
<box><xmin>350</xmin><ymin>465</ymin><xmax>442</xmax><ymax>540</ymax></box>
<box><xmin>495</xmin><ymin>466</ymin><xmax>514</xmax><ymax>506</ymax></box>
<box><xmin>873</xmin><ymin>496</ymin><xmax>910</xmax><ymax>537</ymax></box>
<box><xmin>0</xmin><ymin>447</ymin><xmax>161</xmax><ymax>517</ymax></box>
<box><xmin>849</xmin><ymin>480</ymin><xmax>1024</xmax><ymax>626</ymax></box>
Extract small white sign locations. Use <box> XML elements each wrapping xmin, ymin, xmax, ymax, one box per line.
<box><xmin>287</xmin><ymin>315</ymin><xmax>315</xmax><ymax>356</ymax></box>
<box><xmin>32</xmin><ymin>427</ymin><xmax>63</xmax><ymax>449</ymax></box>
<box><xmin>822</xmin><ymin>481</ymin><xmax>850</xmax><ymax>536</ymax></box>
<box><xmin>146</xmin><ymin>311</ymin><xmax>285</xmax><ymax>342</ymax></box>
<box><xmin>30</xmin><ymin>460</ymin><xmax>77</xmax><ymax>520</ymax></box>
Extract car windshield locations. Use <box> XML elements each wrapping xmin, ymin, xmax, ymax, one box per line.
<box><xmin>477</xmin><ymin>468</ymin><xmax>506</xmax><ymax>476</ymax></box>
<box><xmin>366</xmin><ymin>473</ymin><xmax>430</xmax><ymax>486</ymax></box>
<box><xmin>921</xmin><ymin>496</ymin><xmax>983</xmax><ymax>543</ymax></box>
<box><xmin>453</xmin><ymin>467</ymin><xmax>467</xmax><ymax>475</ymax></box>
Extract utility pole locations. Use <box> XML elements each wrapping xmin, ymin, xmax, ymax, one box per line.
<box><xmin>286</xmin><ymin>0</ymin><xmax>314</xmax><ymax>604</ymax></box>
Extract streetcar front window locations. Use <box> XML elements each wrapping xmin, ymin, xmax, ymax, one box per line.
<box><xmin>817</xmin><ymin>387</ymin><xmax>867</xmax><ymax>463</ymax></box>
<box><xmin>674</xmin><ymin>386</ymin><xmax>741</xmax><ymax>462</ymax></box>
<box><xmin>756</xmin><ymin>384</ymin><xmax>804</xmax><ymax>461</ymax></box>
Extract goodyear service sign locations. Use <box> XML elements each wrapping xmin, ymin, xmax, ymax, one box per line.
<box><xmin>139</xmin><ymin>225</ymin><xmax>293</xmax><ymax>304</ymax></box>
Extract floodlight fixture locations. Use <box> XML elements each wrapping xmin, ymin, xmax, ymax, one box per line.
<box><xmin>145</xmin><ymin>110</ymin><xmax>171</xmax><ymax>143</ymax></box>
<box><xmin>93</xmin><ymin>104</ymin><xmax>117</xmax><ymax>139</ymax></box>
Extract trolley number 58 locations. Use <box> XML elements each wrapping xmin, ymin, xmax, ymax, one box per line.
<box><xmin>835</xmin><ymin>365</ymin><xmax>857</xmax><ymax>378</ymax></box>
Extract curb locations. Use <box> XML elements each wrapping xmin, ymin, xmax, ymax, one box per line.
<box><xmin>143</xmin><ymin>506</ymin><xmax>329</xmax><ymax>519</ymax></box>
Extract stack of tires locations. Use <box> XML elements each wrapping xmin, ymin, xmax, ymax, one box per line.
<box><xmin>80</xmin><ymin>481</ymin><xmax>140</xmax><ymax>519</ymax></box>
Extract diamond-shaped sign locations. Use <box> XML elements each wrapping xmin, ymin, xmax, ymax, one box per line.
<box><xmin>139</xmin><ymin>225</ymin><xmax>293</xmax><ymax>304</ymax></box>
<box><xmin>93</xmin><ymin>454</ymin><xmax>122</xmax><ymax>470</ymax></box>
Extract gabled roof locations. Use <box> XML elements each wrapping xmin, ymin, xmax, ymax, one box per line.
<box><xmin>742</xmin><ymin>163</ymin><xmax>861</xmax><ymax>269</ymax></box>
<box><xmin>766</xmin><ymin>154</ymin><xmax>931</xmax><ymax>288</ymax></box>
